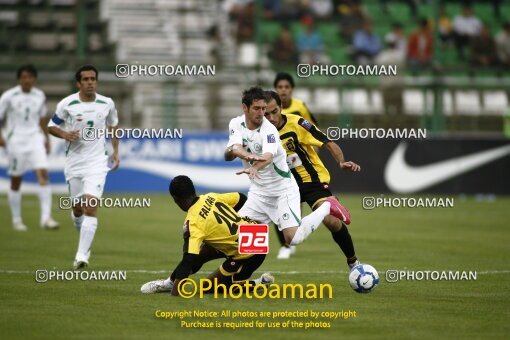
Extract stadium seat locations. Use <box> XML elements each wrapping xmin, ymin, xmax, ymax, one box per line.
<box><xmin>343</xmin><ymin>89</ymin><xmax>383</xmax><ymax>115</ymax></box>
<box><xmin>455</xmin><ymin>90</ymin><xmax>481</xmax><ymax>116</ymax></box>
<box><xmin>483</xmin><ymin>91</ymin><xmax>508</xmax><ymax>115</ymax></box>
<box><xmin>404</xmin><ymin>90</ymin><xmax>429</xmax><ymax>116</ymax></box>
<box><xmin>312</xmin><ymin>88</ymin><xmax>339</xmax><ymax>114</ymax></box>
<box><xmin>293</xmin><ymin>89</ymin><xmax>312</xmax><ymax>106</ymax></box>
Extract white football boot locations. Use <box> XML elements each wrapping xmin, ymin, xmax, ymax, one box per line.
<box><xmin>41</xmin><ymin>217</ymin><xmax>59</xmax><ymax>229</ymax></box>
<box><xmin>13</xmin><ymin>222</ymin><xmax>28</xmax><ymax>231</ymax></box>
<box><xmin>73</xmin><ymin>260</ymin><xmax>88</xmax><ymax>270</ymax></box>
<box><xmin>348</xmin><ymin>259</ymin><xmax>361</xmax><ymax>270</ymax></box>
<box><xmin>276</xmin><ymin>245</ymin><xmax>296</xmax><ymax>259</ymax></box>
<box><xmin>140</xmin><ymin>279</ymin><xmax>173</xmax><ymax>294</ymax></box>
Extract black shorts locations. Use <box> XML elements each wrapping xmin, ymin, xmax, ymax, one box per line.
<box><xmin>220</xmin><ymin>254</ymin><xmax>266</xmax><ymax>281</ymax></box>
<box><xmin>299</xmin><ymin>182</ymin><xmax>333</xmax><ymax>208</ymax></box>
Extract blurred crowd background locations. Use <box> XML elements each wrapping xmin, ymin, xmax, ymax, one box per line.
<box><xmin>0</xmin><ymin>0</ymin><xmax>510</xmax><ymax>135</ymax></box>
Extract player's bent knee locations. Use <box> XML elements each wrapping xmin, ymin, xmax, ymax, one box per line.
<box><xmin>323</xmin><ymin>215</ymin><xmax>342</xmax><ymax>232</ymax></box>
<box><xmin>83</xmin><ymin>202</ymin><xmax>98</xmax><ymax>216</ymax></box>
<box><xmin>72</xmin><ymin>206</ymin><xmax>84</xmax><ymax>216</ymax></box>
<box><xmin>36</xmin><ymin>169</ymin><xmax>49</xmax><ymax>184</ymax></box>
<box><xmin>10</xmin><ymin>177</ymin><xmax>22</xmax><ymax>191</ymax></box>
<box><xmin>282</xmin><ymin>227</ymin><xmax>297</xmax><ymax>245</ymax></box>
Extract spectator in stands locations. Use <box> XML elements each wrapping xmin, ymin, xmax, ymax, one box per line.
<box><xmin>225</xmin><ymin>0</ymin><xmax>255</xmax><ymax>43</ymax></box>
<box><xmin>295</xmin><ymin>15</ymin><xmax>328</xmax><ymax>64</ymax></box>
<box><xmin>495</xmin><ymin>22</ymin><xmax>510</xmax><ymax>67</ymax></box>
<box><xmin>452</xmin><ymin>5</ymin><xmax>482</xmax><ymax>59</ymax></box>
<box><xmin>263</xmin><ymin>0</ymin><xmax>303</xmax><ymax>21</ymax></box>
<box><xmin>375</xmin><ymin>35</ymin><xmax>405</xmax><ymax>117</ymax></box>
<box><xmin>301</xmin><ymin>0</ymin><xmax>333</xmax><ymax>20</ymax></box>
<box><xmin>385</xmin><ymin>22</ymin><xmax>407</xmax><ymax>58</ymax></box>
<box><xmin>263</xmin><ymin>0</ymin><xmax>281</xmax><ymax>20</ymax></box>
<box><xmin>338</xmin><ymin>0</ymin><xmax>369</xmax><ymax>42</ymax></box>
<box><xmin>268</xmin><ymin>24</ymin><xmax>299</xmax><ymax>65</ymax></box>
<box><xmin>470</xmin><ymin>25</ymin><xmax>498</xmax><ymax>68</ymax></box>
<box><xmin>352</xmin><ymin>20</ymin><xmax>382</xmax><ymax>65</ymax></box>
<box><xmin>407</xmin><ymin>18</ymin><xmax>433</xmax><ymax>70</ymax></box>
<box><xmin>438</xmin><ymin>5</ymin><xmax>453</xmax><ymax>47</ymax></box>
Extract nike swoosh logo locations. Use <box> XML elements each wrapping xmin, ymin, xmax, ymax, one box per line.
<box><xmin>384</xmin><ymin>142</ymin><xmax>510</xmax><ymax>193</ymax></box>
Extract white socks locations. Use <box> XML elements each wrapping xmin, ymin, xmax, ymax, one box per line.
<box><xmin>38</xmin><ymin>185</ymin><xmax>52</xmax><ymax>225</ymax></box>
<box><xmin>8</xmin><ymin>186</ymin><xmax>53</xmax><ymax>226</ymax></box>
<box><xmin>71</xmin><ymin>212</ymin><xmax>84</xmax><ymax>231</ymax></box>
<box><xmin>8</xmin><ymin>189</ymin><xmax>22</xmax><ymax>225</ymax></box>
<box><xmin>75</xmin><ymin>216</ymin><xmax>98</xmax><ymax>262</ymax></box>
<box><xmin>290</xmin><ymin>202</ymin><xmax>330</xmax><ymax>246</ymax></box>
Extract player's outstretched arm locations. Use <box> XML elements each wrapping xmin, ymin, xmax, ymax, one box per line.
<box><xmin>228</xmin><ymin>144</ymin><xmax>263</xmax><ymax>162</ymax></box>
<box><xmin>108</xmin><ymin>126</ymin><xmax>120</xmax><ymax>170</ymax></box>
<box><xmin>224</xmin><ymin>146</ymin><xmax>237</xmax><ymax>161</ymax></box>
<box><xmin>0</xmin><ymin>114</ymin><xmax>5</xmax><ymax>148</ymax></box>
<box><xmin>39</xmin><ymin>116</ymin><xmax>51</xmax><ymax>154</ymax></box>
<box><xmin>170</xmin><ymin>253</ymin><xmax>198</xmax><ymax>296</ymax></box>
<box><xmin>324</xmin><ymin>141</ymin><xmax>361</xmax><ymax>172</ymax></box>
<box><xmin>236</xmin><ymin>152</ymin><xmax>273</xmax><ymax>179</ymax></box>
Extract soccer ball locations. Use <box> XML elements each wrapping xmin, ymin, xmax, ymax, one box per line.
<box><xmin>349</xmin><ymin>264</ymin><xmax>379</xmax><ymax>293</ymax></box>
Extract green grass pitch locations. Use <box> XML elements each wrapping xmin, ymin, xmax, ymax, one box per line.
<box><xmin>0</xmin><ymin>193</ymin><xmax>509</xmax><ymax>339</ymax></box>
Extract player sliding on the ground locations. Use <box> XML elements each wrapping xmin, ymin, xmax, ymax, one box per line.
<box><xmin>0</xmin><ymin>64</ymin><xmax>59</xmax><ymax>231</ymax></box>
<box><xmin>140</xmin><ymin>176</ymin><xmax>274</xmax><ymax>295</ymax></box>
<box><xmin>48</xmin><ymin>64</ymin><xmax>119</xmax><ymax>269</ymax></box>
<box><xmin>224</xmin><ymin>86</ymin><xmax>349</xmax><ymax>248</ymax></box>
<box><xmin>265</xmin><ymin>90</ymin><xmax>361</xmax><ymax>267</ymax></box>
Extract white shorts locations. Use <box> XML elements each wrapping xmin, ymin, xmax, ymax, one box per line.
<box><xmin>7</xmin><ymin>137</ymin><xmax>48</xmax><ymax>176</ymax></box>
<box><xmin>67</xmin><ymin>172</ymin><xmax>108</xmax><ymax>200</ymax></box>
<box><xmin>238</xmin><ymin>189</ymin><xmax>301</xmax><ymax>231</ymax></box>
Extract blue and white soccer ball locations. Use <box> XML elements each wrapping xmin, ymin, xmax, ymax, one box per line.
<box><xmin>349</xmin><ymin>264</ymin><xmax>379</xmax><ymax>293</ymax></box>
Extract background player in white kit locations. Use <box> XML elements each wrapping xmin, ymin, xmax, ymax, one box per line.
<box><xmin>0</xmin><ymin>64</ymin><xmax>59</xmax><ymax>231</ymax></box>
<box><xmin>224</xmin><ymin>87</ymin><xmax>350</xmax><ymax>246</ymax></box>
<box><xmin>48</xmin><ymin>65</ymin><xmax>119</xmax><ymax>269</ymax></box>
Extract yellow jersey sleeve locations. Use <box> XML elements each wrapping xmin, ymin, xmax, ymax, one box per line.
<box><xmin>300</xmin><ymin>104</ymin><xmax>316</xmax><ymax>125</ymax></box>
<box><xmin>283</xmin><ymin>98</ymin><xmax>318</xmax><ymax>126</ymax></box>
<box><xmin>213</xmin><ymin>192</ymin><xmax>241</xmax><ymax>208</ymax></box>
<box><xmin>183</xmin><ymin>218</ymin><xmax>206</xmax><ymax>255</ymax></box>
<box><xmin>297</xmin><ymin>118</ymin><xmax>329</xmax><ymax>147</ymax></box>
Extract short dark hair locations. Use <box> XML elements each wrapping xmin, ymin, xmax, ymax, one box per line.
<box><xmin>17</xmin><ymin>64</ymin><xmax>37</xmax><ymax>79</ymax></box>
<box><xmin>75</xmin><ymin>64</ymin><xmax>98</xmax><ymax>82</ymax></box>
<box><xmin>273</xmin><ymin>72</ymin><xmax>294</xmax><ymax>88</ymax></box>
<box><xmin>169</xmin><ymin>175</ymin><xmax>196</xmax><ymax>198</ymax></box>
<box><xmin>242</xmin><ymin>86</ymin><xmax>267</xmax><ymax>108</ymax></box>
<box><xmin>265</xmin><ymin>90</ymin><xmax>282</xmax><ymax>107</ymax></box>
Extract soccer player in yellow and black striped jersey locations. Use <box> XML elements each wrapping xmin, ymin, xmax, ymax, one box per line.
<box><xmin>274</xmin><ymin>72</ymin><xmax>318</xmax><ymax>125</ymax></box>
<box><xmin>264</xmin><ymin>90</ymin><xmax>362</xmax><ymax>268</ymax></box>
<box><xmin>140</xmin><ymin>175</ymin><xmax>274</xmax><ymax>296</ymax></box>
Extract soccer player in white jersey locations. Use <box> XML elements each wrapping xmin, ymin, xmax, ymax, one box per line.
<box><xmin>0</xmin><ymin>64</ymin><xmax>59</xmax><ymax>231</ymax></box>
<box><xmin>224</xmin><ymin>87</ymin><xmax>351</xmax><ymax>247</ymax></box>
<box><xmin>48</xmin><ymin>65</ymin><xmax>119</xmax><ymax>269</ymax></box>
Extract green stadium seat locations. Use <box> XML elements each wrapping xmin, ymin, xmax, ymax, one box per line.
<box><xmin>316</xmin><ymin>23</ymin><xmax>340</xmax><ymax>45</ymax></box>
<box><xmin>259</xmin><ymin>21</ymin><xmax>281</xmax><ymax>43</ymax></box>
<box><xmin>502</xmin><ymin>4</ymin><xmax>510</xmax><ymax>19</ymax></box>
<box><xmin>389</xmin><ymin>2</ymin><xmax>413</xmax><ymax>23</ymax></box>
<box><xmin>328</xmin><ymin>48</ymin><xmax>350</xmax><ymax>64</ymax></box>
